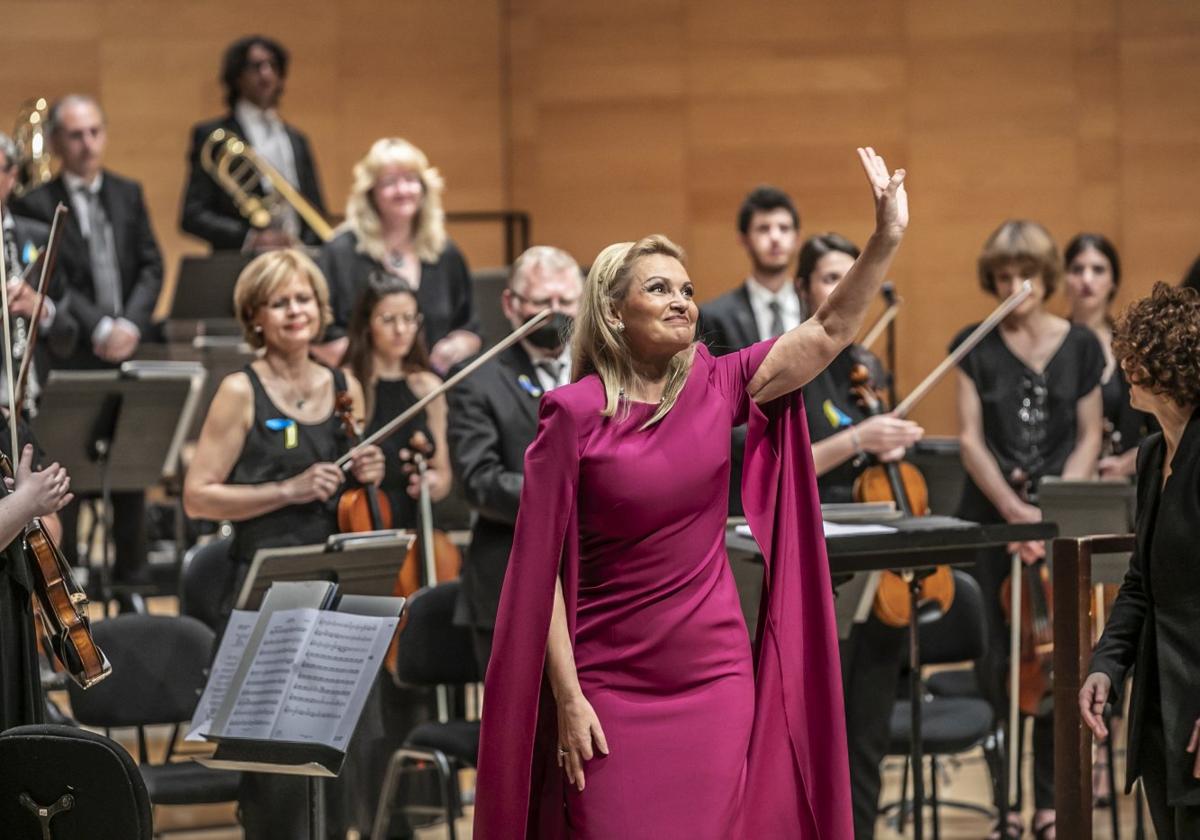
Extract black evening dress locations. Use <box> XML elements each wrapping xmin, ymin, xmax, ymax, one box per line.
<box><xmin>365</xmin><ymin>376</ymin><xmax>433</xmax><ymax>529</ymax></box>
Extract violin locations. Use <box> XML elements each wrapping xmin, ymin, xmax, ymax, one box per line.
<box><xmin>848</xmin><ymin>361</ymin><xmax>956</xmax><ymax>627</ymax></box>
<box><xmin>333</xmin><ymin>391</ymin><xmax>393</xmax><ymax>532</ymax></box>
<box><xmin>999</xmin><ymin>468</ymin><xmax>1054</xmax><ymax>716</ymax></box>
<box><xmin>0</xmin><ymin>201</ymin><xmax>109</xmax><ymax>689</ymax></box>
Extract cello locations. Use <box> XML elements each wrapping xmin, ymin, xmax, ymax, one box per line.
<box><xmin>0</xmin><ymin>201</ymin><xmax>110</xmax><ymax>688</ymax></box>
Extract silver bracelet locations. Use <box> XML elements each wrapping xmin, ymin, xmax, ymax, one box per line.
<box><xmin>850</xmin><ymin>426</ymin><xmax>863</xmax><ymax>455</ymax></box>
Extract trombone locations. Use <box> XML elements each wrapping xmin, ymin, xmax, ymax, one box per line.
<box><xmin>199</xmin><ymin>128</ymin><xmax>333</xmax><ymax>242</ymax></box>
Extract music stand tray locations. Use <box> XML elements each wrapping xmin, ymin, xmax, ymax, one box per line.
<box><xmin>236</xmin><ymin>530</ymin><xmax>416</xmax><ymax>611</ymax></box>
<box><xmin>34</xmin><ymin>362</ymin><xmax>207</xmax><ymax>492</ymax></box>
<box><xmin>170</xmin><ymin>252</ymin><xmax>255</xmax><ymax>321</ymax></box>
<box><xmin>1037</xmin><ymin>477</ymin><xmax>1135</xmax><ymax>580</ymax></box>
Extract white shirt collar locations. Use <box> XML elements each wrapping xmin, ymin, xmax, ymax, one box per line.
<box><xmin>63</xmin><ymin>170</ymin><xmax>103</xmax><ymax>195</ymax></box>
<box><xmin>744</xmin><ymin>275</ymin><xmax>800</xmax><ymax>313</ymax></box>
<box><xmin>235</xmin><ymin>99</ymin><xmax>281</xmax><ymax>129</ymax></box>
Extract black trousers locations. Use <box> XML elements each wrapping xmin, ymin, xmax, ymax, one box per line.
<box><xmin>840</xmin><ymin>614</ymin><xmax>907</xmax><ymax>840</ymax></box>
<box><xmin>971</xmin><ymin>549</ymin><xmax>1055</xmax><ymax>811</ymax></box>
<box><xmin>61</xmin><ymin>491</ymin><xmax>147</xmax><ymax>584</ymax></box>
<box><xmin>1139</xmin><ymin>704</ymin><xmax>1200</xmax><ymax>840</ymax></box>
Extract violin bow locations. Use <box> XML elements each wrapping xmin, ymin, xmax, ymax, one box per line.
<box><xmin>0</xmin><ymin>200</ymin><xmax>19</xmax><ymax>462</ymax></box>
<box><xmin>336</xmin><ymin>309</ymin><xmax>552</xmax><ymax>468</ymax></box>
<box><xmin>13</xmin><ymin>203</ymin><xmax>68</xmax><ymax>413</ymax></box>
<box><xmin>891</xmin><ymin>280</ymin><xmax>1032</xmax><ymax>418</ymax></box>
<box><xmin>859</xmin><ymin>286</ymin><xmax>902</xmax><ymax>352</ymax></box>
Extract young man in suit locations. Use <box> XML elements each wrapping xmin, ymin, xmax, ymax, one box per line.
<box><xmin>13</xmin><ymin>94</ymin><xmax>163</xmax><ymax>604</ymax></box>
<box><xmin>447</xmin><ymin>246</ymin><xmax>582</xmax><ymax>674</ymax></box>
<box><xmin>180</xmin><ymin>34</ymin><xmax>327</xmax><ymax>251</ymax></box>
<box><xmin>699</xmin><ymin>185</ymin><xmax>801</xmax><ymax>513</ymax></box>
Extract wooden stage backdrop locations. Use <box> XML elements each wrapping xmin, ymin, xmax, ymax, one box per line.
<box><xmin>0</xmin><ymin>0</ymin><xmax>1197</xmax><ymax>433</ymax></box>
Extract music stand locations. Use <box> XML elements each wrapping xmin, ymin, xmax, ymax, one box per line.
<box><xmin>33</xmin><ymin>362</ymin><xmax>206</xmax><ymax>605</ymax></box>
<box><xmin>227</xmin><ymin>532</ymin><xmax>414</xmax><ymax>839</ymax></box>
<box><xmin>236</xmin><ymin>530</ymin><xmax>416</xmax><ymax>611</ymax></box>
<box><xmin>169</xmin><ymin>252</ymin><xmax>253</xmax><ymax>322</ymax></box>
<box><xmin>1037</xmin><ymin>478</ymin><xmax>1135</xmax><ymax>579</ymax></box>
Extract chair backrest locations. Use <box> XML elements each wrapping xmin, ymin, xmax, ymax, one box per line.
<box><xmin>393</xmin><ymin>580</ymin><xmax>480</xmax><ymax>687</ymax></box>
<box><xmin>179</xmin><ymin>536</ymin><xmax>236</xmax><ymax>632</ymax></box>
<box><xmin>472</xmin><ymin>267</ymin><xmax>510</xmax><ymax>349</ymax></box>
<box><xmin>918</xmin><ymin>570</ymin><xmax>987</xmax><ymax>665</ymax></box>
<box><xmin>66</xmin><ymin>614</ymin><xmax>216</xmax><ymax>729</ymax></box>
<box><xmin>0</xmin><ymin>724</ymin><xmax>152</xmax><ymax>839</ymax></box>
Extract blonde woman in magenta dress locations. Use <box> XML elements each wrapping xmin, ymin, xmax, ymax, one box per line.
<box><xmin>476</xmin><ymin>148</ymin><xmax>909</xmax><ymax>839</ymax></box>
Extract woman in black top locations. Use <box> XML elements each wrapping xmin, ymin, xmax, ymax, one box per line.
<box><xmin>344</xmin><ymin>273</ymin><xmax>453</xmax><ymax>527</ymax></box>
<box><xmin>316</xmin><ymin>138</ymin><xmax>481</xmax><ymax>374</ymax></box>
<box><xmin>1081</xmin><ymin>283</ymin><xmax>1200</xmax><ymax>839</ymax></box>
<box><xmin>955</xmin><ymin>220</ymin><xmax>1104</xmax><ymax>840</ymax></box>
<box><xmin>1063</xmin><ymin>233</ymin><xmax>1150</xmax><ymax>478</ymax></box>
<box><xmin>798</xmin><ymin>233</ymin><xmax>923</xmax><ymax>840</ymax></box>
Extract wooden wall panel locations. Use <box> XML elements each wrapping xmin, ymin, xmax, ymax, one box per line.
<box><xmin>2</xmin><ymin>1</ymin><xmax>1198</xmax><ymax>437</ymax></box>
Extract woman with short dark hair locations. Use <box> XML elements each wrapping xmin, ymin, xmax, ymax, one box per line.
<box><xmin>1082</xmin><ymin>282</ymin><xmax>1200</xmax><ymax>839</ymax></box>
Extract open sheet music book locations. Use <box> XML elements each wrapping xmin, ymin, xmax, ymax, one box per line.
<box><xmin>189</xmin><ymin>581</ymin><xmax>404</xmax><ymax>776</ymax></box>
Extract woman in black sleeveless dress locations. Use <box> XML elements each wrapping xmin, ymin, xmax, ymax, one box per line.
<box><xmin>1082</xmin><ymin>283</ymin><xmax>1200</xmax><ymax>839</ymax></box>
<box><xmin>344</xmin><ymin>273</ymin><xmax>453</xmax><ymax>527</ymax></box>
<box><xmin>953</xmin><ymin>220</ymin><xmax>1105</xmax><ymax>840</ymax></box>
<box><xmin>183</xmin><ymin>249</ymin><xmax>384</xmax><ymax>840</ymax></box>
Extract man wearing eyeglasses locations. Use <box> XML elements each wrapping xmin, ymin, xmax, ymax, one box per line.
<box><xmin>180</xmin><ymin>34</ymin><xmax>326</xmax><ymax>251</ymax></box>
<box><xmin>447</xmin><ymin>246</ymin><xmax>583</xmax><ymax>674</ymax></box>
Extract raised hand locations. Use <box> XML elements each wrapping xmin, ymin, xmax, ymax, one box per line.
<box><xmin>857</xmin><ymin>146</ymin><xmax>908</xmax><ymax>239</ymax></box>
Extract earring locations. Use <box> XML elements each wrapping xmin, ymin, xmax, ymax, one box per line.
<box><xmin>615</xmin><ymin>322</ymin><xmax>625</xmax><ymax>333</ymax></box>
<box><xmin>254</xmin><ymin>325</ymin><xmax>264</xmax><ymax>334</ymax></box>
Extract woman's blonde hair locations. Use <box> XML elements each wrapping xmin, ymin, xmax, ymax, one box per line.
<box><xmin>571</xmin><ymin>234</ymin><xmax>694</xmax><ymax>429</ymax></box>
<box><xmin>233</xmin><ymin>248</ymin><xmax>332</xmax><ymax>348</ymax></box>
<box><xmin>343</xmin><ymin>137</ymin><xmax>446</xmax><ymax>265</ymax></box>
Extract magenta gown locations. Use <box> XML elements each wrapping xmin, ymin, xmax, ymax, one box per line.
<box><xmin>475</xmin><ymin>340</ymin><xmax>852</xmax><ymax>839</ymax></box>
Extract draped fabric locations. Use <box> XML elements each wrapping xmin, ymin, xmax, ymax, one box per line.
<box><xmin>474</xmin><ymin>341</ymin><xmax>851</xmax><ymax>838</ymax></box>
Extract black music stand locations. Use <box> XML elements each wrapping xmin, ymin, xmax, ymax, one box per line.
<box><xmin>33</xmin><ymin>363</ymin><xmax>206</xmax><ymax>606</ymax></box>
<box><xmin>221</xmin><ymin>535</ymin><xmax>413</xmax><ymax>839</ymax></box>
<box><xmin>170</xmin><ymin>252</ymin><xmax>254</xmax><ymax>323</ymax></box>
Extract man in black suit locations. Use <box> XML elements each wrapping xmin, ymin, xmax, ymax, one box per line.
<box><xmin>13</xmin><ymin>94</ymin><xmax>163</xmax><ymax>600</ymax></box>
<box><xmin>698</xmin><ymin>185</ymin><xmax>801</xmax><ymax>513</ymax></box>
<box><xmin>0</xmin><ymin>132</ymin><xmax>78</xmax><ymax>408</ymax></box>
<box><xmin>447</xmin><ymin>246</ymin><xmax>582</xmax><ymax>674</ymax></box>
<box><xmin>180</xmin><ymin>34</ymin><xmax>326</xmax><ymax>251</ymax></box>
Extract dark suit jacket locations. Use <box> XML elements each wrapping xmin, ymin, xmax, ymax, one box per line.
<box><xmin>318</xmin><ymin>229</ymin><xmax>479</xmax><ymax>347</ymax></box>
<box><xmin>180</xmin><ymin>113</ymin><xmax>326</xmax><ymax>250</ymax></box>
<box><xmin>446</xmin><ymin>343</ymin><xmax>541</xmax><ymax>629</ymax></box>
<box><xmin>699</xmin><ymin>283</ymin><xmax>759</xmax><ymax>357</ymax></box>
<box><xmin>1089</xmin><ymin>432</ymin><xmax>1200</xmax><ymax>804</ymax></box>
<box><xmin>13</xmin><ymin>172</ymin><xmax>162</xmax><ymax>369</ymax></box>
<box><xmin>6</xmin><ymin>213</ymin><xmax>79</xmax><ymax>378</ymax></box>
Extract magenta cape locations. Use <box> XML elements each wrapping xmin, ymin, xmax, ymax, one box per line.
<box><xmin>474</xmin><ymin>377</ymin><xmax>852</xmax><ymax>838</ymax></box>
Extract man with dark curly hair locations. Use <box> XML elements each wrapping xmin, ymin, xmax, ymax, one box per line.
<box><xmin>1082</xmin><ymin>282</ymin><xmax>1200</xmax><ymax>838</ymax></box>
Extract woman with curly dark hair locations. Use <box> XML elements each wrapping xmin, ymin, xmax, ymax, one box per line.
<box><xmin>1081</xmin><ymin>282</ymin><xmax>1200</xmax><ymax>838</ymax></box>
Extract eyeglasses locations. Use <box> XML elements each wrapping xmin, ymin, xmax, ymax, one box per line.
<box><xmin>373</xmin><ymin>312</ymin><xmax>422</xmax><ymax>331</ymax></box>
<box><xmin>509</xmin><ymin>291</ymin><xmax>579</xmax><ymax>310</ymax></box>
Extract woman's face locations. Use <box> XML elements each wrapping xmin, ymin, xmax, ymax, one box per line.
<box><xmin>1065</xmin><ymin>246</ymin><xmax>1115</xmax><ymax>315</ymax></box>
<box><xmin>255</xmin><ymin>273</ymin><xmax>322</xmax><ymax>351</ymax></box>
<box><xmin>371</xmin><ymin>165</ymin><xmax>424</xmax><ymax>230</ymax></box>
<box><xmin>369</xmin><ymin>292</ymin><xmax>421</xmax><ymax>366</ymax></box>
<box><xmin>616</xmin><ymin>254</ymin><xmax>697</xmax><ymax>362</ymax></box>
<box><xmin>992</xmin><ymin>260</ymin><xmax>1045</xmax><ymax>317</ymax></box>
<box><xmin>800</xmin><ymin>251</ymin><xmax>856</xmax><ymax>313</ymax></box>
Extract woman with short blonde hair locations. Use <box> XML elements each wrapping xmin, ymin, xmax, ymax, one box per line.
<box><xmin>317</xmin><ymin>138</ymin><xmax>480</xmax><ymax>373</ymax></box>
<box><xmin>476</xmin><ymin>148</ymin><xmax>909</xmax><ymax>839</ymax></box>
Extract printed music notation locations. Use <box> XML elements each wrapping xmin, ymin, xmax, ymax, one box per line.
<box><xmin>193</xmin><ymin>607</ymin><xmax>398</xmax><ymax>750</ymax></box>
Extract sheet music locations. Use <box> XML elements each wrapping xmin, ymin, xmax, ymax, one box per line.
<box><xmin>735</xmin><ymin>521</ymin><xmax>898</xmax><ymax>540</ymax></box>
<box><xmin>219</xmin><ymin>607</ymin><xmax>398</xmax><ymax>749</ymax></box>
<box><xmin>186</xmin><ymin>609</ymin><xmax>257</xmax><ymax>741</ymax></box>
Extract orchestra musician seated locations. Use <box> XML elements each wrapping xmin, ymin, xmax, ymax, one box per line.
<box><xmin>315</xmin><ymin>138</ymin><xmax>481</xmax><ymax>374</ymax></box>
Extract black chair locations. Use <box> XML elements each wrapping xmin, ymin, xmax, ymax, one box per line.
<box><xmin>0</xmin><ymin>723</ymin><xmax>152</xmax><ymax>839</ymax></box>
<box><xmin>178</xmin><ymin>536</ymin><xmax>235</xmax><ymax>633</ymax></box>
<box><xmin>471</xmin><ymin>267</ymin><xmax>510</xmax><ymax>349</ymax></box>
<box><xmin>64</xmin><ymin>614</ymin><xmax>241</xmax><ymax>825</ymax></box>
<box><xmin>373</xmin><ymin>580</ymin><xmax>480</xmax><ymax>840</ymax></box>
<box><xmin>885</xmin><ymin>570</ymin><xmax>996</xmax><ymax>835</ymax></box>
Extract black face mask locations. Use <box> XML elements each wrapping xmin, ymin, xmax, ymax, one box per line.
<box><xmin>523</xmin><ymin>311</ymin><xmax>573</xmax><ymax>350</ymax></box>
